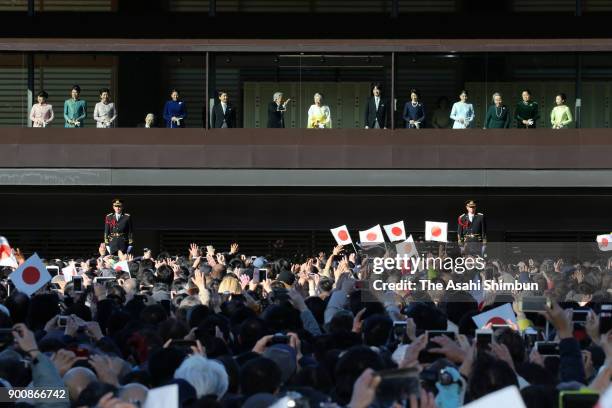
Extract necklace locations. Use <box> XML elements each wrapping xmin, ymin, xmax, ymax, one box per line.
<box><xmin>495</xmin><ymin>105</ymin><xmax>503</xmax><ymax>118</ymax></box>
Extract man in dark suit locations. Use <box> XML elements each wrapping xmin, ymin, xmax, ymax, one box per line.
<box><xmin>211</xmin><ymin>91</ymin><xmax>236</xmax><ymax>128</ymax></box>
<box><xmin>104</xmin><ymin>198</ymin><xmax>134</xmax><ymax>255</ymax></box>
<box><xmin>457</xmin><ymin>200</ymin><xmax>487</xmax><ymax>256</ymax></box>
<box><xmin>267</xmin><ymin>91</ymin><xmax>291</xmax><ymax>128</ymax></box>
<box><xmin>364</xmin><ymin>83</ymin><xmax>389</xmax><ymax>129</ymax></box>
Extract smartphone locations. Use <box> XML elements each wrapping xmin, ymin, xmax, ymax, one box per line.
<box><xmin>428</xmin><ymin>330</ymin><xmax>456</xmax><ymax>339</ymax></box>
<box><xmin>535</xmin><ymin>341</ymin><xmax>560</xmax><ymax>356</ymax></box>
<box><xmin>94</xmin><ymin>277</ymin><xmax>116</xmax><ymax>283</ymax></box>
<box><xmin>600</xmin><ymin>304</ymin><xmax>612</xmax><ymax>335</ymax></box>
<box><xmin>476</xmin><ymin>329</ymin><xmax>493</xmax><ymax>352</ymax></box>
<box><xmin>523</xmin><ymin>329</ymin><xmax>540</xmax><ymax>348</ymax></box>
<box><xmin>558</xmin><ymin>390</ymin><xmax>600</xmax><ymax>408</ymax></box>
<box><xmin>259</xmin><ymin>268</ymin><xmax>268</xmax><ymax>280</ymax></box>
<box><xmin>46</xmin><ymin>266</ymin><xmax>59</xmax><ymax>276</ymax></box>
<box><xmin>268</xmin><ymin>334</ymin><xmax>290</xmax><ymax>345</ymax></box>
<box><xmin>375</xmin><ymin>367</ymin><xmax>420</xmax><ymax>405</ymax></box>
<box><xmin>72</xmin><ymin>276</ymin><xmax>83</xmax><ymax>292</ymax></box>
<box><xmin>519</xmin><ymin>296</ymin><xmax>550</xmax><ymax>312</ymax></box>
<box><xmin>572</xmin><ymin>310</ymin><xmax>589</xmax><ymax>323</ymax></box>
<box><xmin>57</xmin><ymin>315</ymin><xmax>68</xmax><ymax>328</ymax></box>
<box><xmin>392</xmin><ymin>321</ymin><xmax>407</xmax><ymax>340</ymax></box>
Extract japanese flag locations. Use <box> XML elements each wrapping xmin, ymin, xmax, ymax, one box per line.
<box><xmin>115</xmin><ymin>260</ymin><xmax>130</xmax><ymax>273</ymax></box>
<box><xmin>0</xmin><ymin>236</ymin><xmax>18</xmax><ymax>268</ymax></box>
<box><xmin>396</xmin><ymin>235</ymin><xmax>419</xmax><ymax>258</ymax></box>
<box><xmin>472</xmin><ymin>303</ymin><xmax>517</xmax><ymax>329</ymax></box>
<box><xmin>383</xmin><ymin>221</ymin><xmax>406</xmax><ymax>242</ymax></box>
<box><xmin>596</xmin><ymin>234</ymin><xmax>612</xmax><ymax>251</ymax></box>
<box><xmin>425</xmin><ymin>221</ymin><xmax>448</xmax><ymax>242</ymax></box>
<box><xmin>359</xmin><ymin>224</ymin><xmax>385</xmax><ymax>244</ymax></box>
<box><xmin>330</xmin><ymin>225</ymin><xmax>353</xmax><ymax>245</ymax></box>
<box><xmin>9</xmin><ymin>253</ymin><xmax>52</xmax><ymax>297</ymax></box>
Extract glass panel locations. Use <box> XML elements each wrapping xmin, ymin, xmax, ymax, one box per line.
<box><xmin>214</xmin><ymin>53</ymin><xmax>391</xmax><ymax>129</ymax></box>
<box><xmin>0</xmin><ymin>53</ymin><xmax>28</xmax><ymax>127</ymax></box>
<box><xmin>581</xmin><ymin>53</ymin><xmax>612</xmax><ymax>128</ymax></box>
<box><xmin>395</xmin><ymin>53</ymin><xmax>487</xmax><ymax>129</ymax></box>
<box><xmin>485</xmin><ymin>53</ymin><xmax>577</xmax><ymax>129</ymax></box>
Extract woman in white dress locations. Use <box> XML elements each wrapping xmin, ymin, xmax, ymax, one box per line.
<box><xmin>450</xmin><ymin>90</ymin><xmax>475</xmax><ymax>129</ymax></box>
<box><xmin>93</xmin><ymin>88</ymin><xmax>118</xmax><ymax>128</ymax></box>
<box><xmin>307</xmin><ymin>93</ymin><xmax>332</xmax><ymax>128</ymax></box>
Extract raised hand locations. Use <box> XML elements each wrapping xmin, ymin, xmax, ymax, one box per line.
<box><xmin>89</xmin><ymin>354</ymin><xmax>120</xmax><ymax>386</ymax></box>
<box><xmin>541</xmin><ymin>301</ymin><xmax>573</xmax><ymax>339</ymax></box>
<box><xmin>12</xmin><ymin>323</ymin><xmax>39</xmax><ymax>357</ymax></box>
<box><xmin>191</xmin><ymin>270</ymin><xmax>206</xmax><ymax>291</ymax></box>
<box><xmin>216</xmin><ymin>253</ymin><xmax>226</xmax><ymax>265</ymax></box>
<box><xmin>239</xmin><ymin>274</ymin><xmax>251</xmax><ymax>290</ymax></box>
<box><xmin>189</xmin><ymin>243</ymin><xmax>199</xmax><ymax>259</ymax></box>
<box><xmin>347</xmin><ymin>368</ymin><xmax>381</xmax><ymax>408</ymax></box>
<box><xmin>352</xmin><ymin>308</ymin><xmax>367</xmax><ymax>334</ymax></box>
<box><xmin>85</xmin><ymin>321</ymin><xmax>104</xmax><ymax>341</ymax></box>
<box><xmin>229</xmin><ymin>243</ymin><xmax>239</xmax><ymax>255</ymax></box>
<box><xmin>52</xmin><ymin>349</ymin><xmax>82</xmax><ymax>376</ymax></box>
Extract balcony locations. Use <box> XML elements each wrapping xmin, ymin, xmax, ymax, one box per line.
<box><xmin>1</xmin><ymin>128</ymin><xmax>611</xmax><ymax>187</ymax></box>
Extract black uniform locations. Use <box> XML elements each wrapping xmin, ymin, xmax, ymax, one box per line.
<box><xmin>104</xmin><ymin>212</ymin><xmax>133</xmax><ymax>254</ymax></box>
<box><xmin>457</xmin><ymin>212</ymin><xmax>486</xmax><ymax>255</ymax></box>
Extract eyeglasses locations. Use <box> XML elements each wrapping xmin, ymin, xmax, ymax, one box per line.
<box><xmin>113</xmin><ymin>205</ymin><xmax>122</xmax><ymax>208</ymax></box>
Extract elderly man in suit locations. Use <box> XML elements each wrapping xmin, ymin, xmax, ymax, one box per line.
<box><xmin>267</xmin><ymin>91</ymin><xmax>291</xmax><ymax>128</ymax></box>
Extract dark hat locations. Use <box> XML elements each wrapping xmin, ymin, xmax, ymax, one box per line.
<box><xmin>277</xmin><ymin>270</ymin><xmax>296</xmax><ymax>287</ymax></box>
<box><xmin>465</xmin><ymin>200</ymin><xmax>476</xmax><ymax>207</ymax></box>
<box><xmin>262</xmin><ymin>344</ymin><xmax>297</xmax><ymax>383</ymax></box>
<box><xmin>112</xmin><ymin>198</ymin><xmax>123</xmax><ymax>206</ymax></box>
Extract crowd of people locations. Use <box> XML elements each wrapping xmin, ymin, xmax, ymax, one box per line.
<box><xmin>27</xmin><ymin>83</ymin><xmax>575</xmax><ymax>130</ymax></box>
<box><xmin>0</xmin><ymin>238</ymin><xmax>610</xmax><ymax>407</ymax></box>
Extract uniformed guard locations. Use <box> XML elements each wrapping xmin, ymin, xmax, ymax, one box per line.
<box><xmin>104</xmin><ymin>198</ymin><xmax>133</xmax><ymax>254</ymax></box>
<box><xmin>457</xmin><ymin>200</ymin><xmax>486</xmax><ymax>256</ymax></box>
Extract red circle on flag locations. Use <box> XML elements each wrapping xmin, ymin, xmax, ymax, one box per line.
<box><xmin>603</xmin><ymin>238</ymin><xmax>609</xmax><ymax>247</ymax></box>
<box><xmin>431</xmin><ymin>226</ymin><xmax>442</xmax><ymax>237</ymax></box>
<box><xmin>366</xmin><ymin>232</ymin><xmax>377</xmax><ymax>241</ymax></box>
<box><xmin>486</xmin><ymin>317</ymin><xmax>507</xmax><ymax>326</ymax></box>
<box><xmin>338</xmin><ymin>230</ymin><xmax>349</xmax><ymax>241</ymax></box>
<box><xmin>391</xmin><ymin>227</ymin><xmax>402</xmax><ymax>236</ymax></box>
<box><xmin>22</xmin><ymin>266</ymin><xmax>40</xmax><ymax>284</ymax></box>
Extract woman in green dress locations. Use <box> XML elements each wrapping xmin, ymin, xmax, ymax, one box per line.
<box><xmin>484</xmin><ymin>92</ymin><xmax>511</xmax><ymax>129</ymax></box>
<box><xmin>550</xmin><ymin>93</ymin><xmax>573</xmax><ymax>129</ymax></box>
